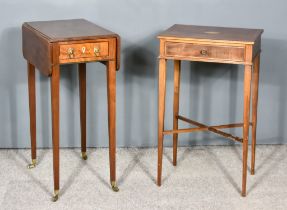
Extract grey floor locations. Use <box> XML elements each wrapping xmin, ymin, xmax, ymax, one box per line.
<box><xmin>0</xmin><ymin>145</ymin><xmax>286</xmax><ymax>210</ymax></box>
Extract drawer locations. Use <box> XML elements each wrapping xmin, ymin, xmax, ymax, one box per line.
<box><xmin>59</xmin><ymin>42</ymin><xmax>109</xmax><ymax>62</ymax></box>
<box><xmin>165</xmin><ymin>42</ymin><xmax>245</xmax><ymax>62</ymax></box>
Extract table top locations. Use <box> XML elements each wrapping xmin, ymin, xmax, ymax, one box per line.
<box><xmin>23</xmin><ymin>19</ymin><xmax>118</xmax><ymax>42</ymax></box>
<box><xmin>22</xmin><ymin>19</ymin><xmax>121</xmax><ymax>74</ymax></box>
<box><xmin>158</xmin><ymin>24</ymin><xmax>263</xmax><ymax>44</ymax></box>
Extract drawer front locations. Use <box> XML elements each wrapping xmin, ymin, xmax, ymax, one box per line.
<box><xmin>165</xmin><ymin>42</ymin><xmax>245</xmax><ymax>62</ymax></box>
<box><xmin>59</xmin><ymin>42</ymin><xmax>109</xmax><ymax>63</ymax></box>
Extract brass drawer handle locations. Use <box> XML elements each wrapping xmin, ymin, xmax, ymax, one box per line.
<box><xmin>67</xmin><ymin>48</ymin><xmax>74</xmax><ymax>58</ymax></box>
<box><xmin>94</xmin><ymin>47</ymin><xmax>100</xmax><ymax>56</ymax></box>
<box><xmin>200</xmin><ymin>49</ymin><xmax>208</xmax><ymax>56</ymax></box>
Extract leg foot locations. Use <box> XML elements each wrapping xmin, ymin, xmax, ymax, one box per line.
<box><xmin>27</xmin><ymin>159</ymin><xmax>36</xmax><ymax>169</ymax></box>
<box><xmin>51</xmin><ymin>64</ymin><xmax>60</xmax><ymax>202</ymax></box>
<box><xmin>111</xmin><ymin>181</ymin><xmax>119</xmax><ymax>192</ymax></box>
<box><xmin>251</xmin><ymin>55</ymin><xmax>260</xmax><ymax>176</ymax></box>
<box><xmin>28</xmin><ymin>62</ymin><xmax>37</xmax><ymax>170</ymax></box>
<box><xmin>157</xmin><ymin>58</ymin><xmax>167</xmax><ymax>187</ymax></box>
<box><xmin>241</xmin><ymin>64</ymin><xmax>252</xmax><ymax>197</ymax></box>
<box><xmin>79</xmin><ymin>64</ymin><xmax>87</xmax><ymax>162</ymax></box>
<box><xmin>107</xmin><ymin>61</ymin><xmax>118</xmax><ymax>192</ymax></box>
<box><xmin>81</xmin><ymin>152</ymin><xmax>88</xmax><ymax>160</ymax></box>
<box><xmin>173</xmin><ymin>60</ymin><xmax>181</xmax><ymax>167</ymax></box>
<box><xmin>52</xmin><ymin>190</ymin><xmax>59</xmax><ymax>202</ymax></box>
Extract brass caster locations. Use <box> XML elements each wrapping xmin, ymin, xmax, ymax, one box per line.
<box><xmin>27</xmin><ymin>159</ymin><xmax>36</xmax><ymax>169</ymax></box>
<box><xmin>111</xmin><ymin>181</ymin><xmax>119</xmax><ymax>192</ymax></box>
<box><xmin>81</xmin><ymin>152</ymin><xmax>88</xmax><ymax>160</ymax></box>
<box><xmin>52</xmin><ymin>190</ymin><xmax>59</xmax><ymax>202</ymax></box>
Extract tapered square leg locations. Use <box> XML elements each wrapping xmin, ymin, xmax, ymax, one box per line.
<box><xmin>27</xmin><ymin>62</ymin><xmax>37</xmax><ymax>169</ymax></box>
<box><xmin>51</xmin><ymin>65</ymin><xmax>60</xmax><ymax>201</ymax></box>
<box><xmin>242</xmin><ymin>65</ymin><xmax>252</xmax><ymax>197</ymax></box>
<box><xmin>106</xmin><ymin>60</ymin><xmax>118</xmax><ymax>192</ymax></box>
<box><xmin>79</xmin><ymin>63</ymin><xmax>87</xmax><ymax>160</ymax></box>
<box><xmin>251</xmin><ymin>55</ymin><xmax>260</xmax><ymax>175</ymax></box>
<box><xmin>157</xmin><ymin>58</ymin><xmax>167</xmax><ymax>186</ymax></box>
<box><xmin>173</xmin><ymin>60</ymin><xmax>181</xmax><ymax>166</ymax></box>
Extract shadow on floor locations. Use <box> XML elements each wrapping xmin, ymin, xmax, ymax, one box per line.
<box><xmin>248</xmin><ymin>145</ymin><xmax>287</xmax><ymax>194</ymax></box>
<box><xmin>118</xmin><ymin>149</ymin><xmax>156</xmax><ymax>185</ymax></box>
<box><xmin>10</xmin><ymin>150</ymin><xmax>51</xmax><ymax>196</ymax></box>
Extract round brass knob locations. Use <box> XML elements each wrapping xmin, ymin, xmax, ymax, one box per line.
<box><xmin>67</xmin><ymin>48</ymin><xmax>74</xmax><ymax>58</ymax></box>
<box><xmin>200</xmin><ymin>49</ymin><xmax>208</xmax><ymax>56</ymax></box>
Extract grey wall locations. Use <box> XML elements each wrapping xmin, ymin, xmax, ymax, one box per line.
<box><xmin>0</xmin><ymin>0</ymin><xmax>286</xmax><ymax>148</ymax></box>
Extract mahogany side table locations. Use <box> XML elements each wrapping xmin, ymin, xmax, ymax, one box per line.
<box><xmin>22</xmin><ymin>19</ymin><xmax>120</xmax><ymax>201</ymax></box>
<box><xmin>157</xmin><ymin>24</ymin><xmax>263</xmax><ymax>197</ymax></box>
